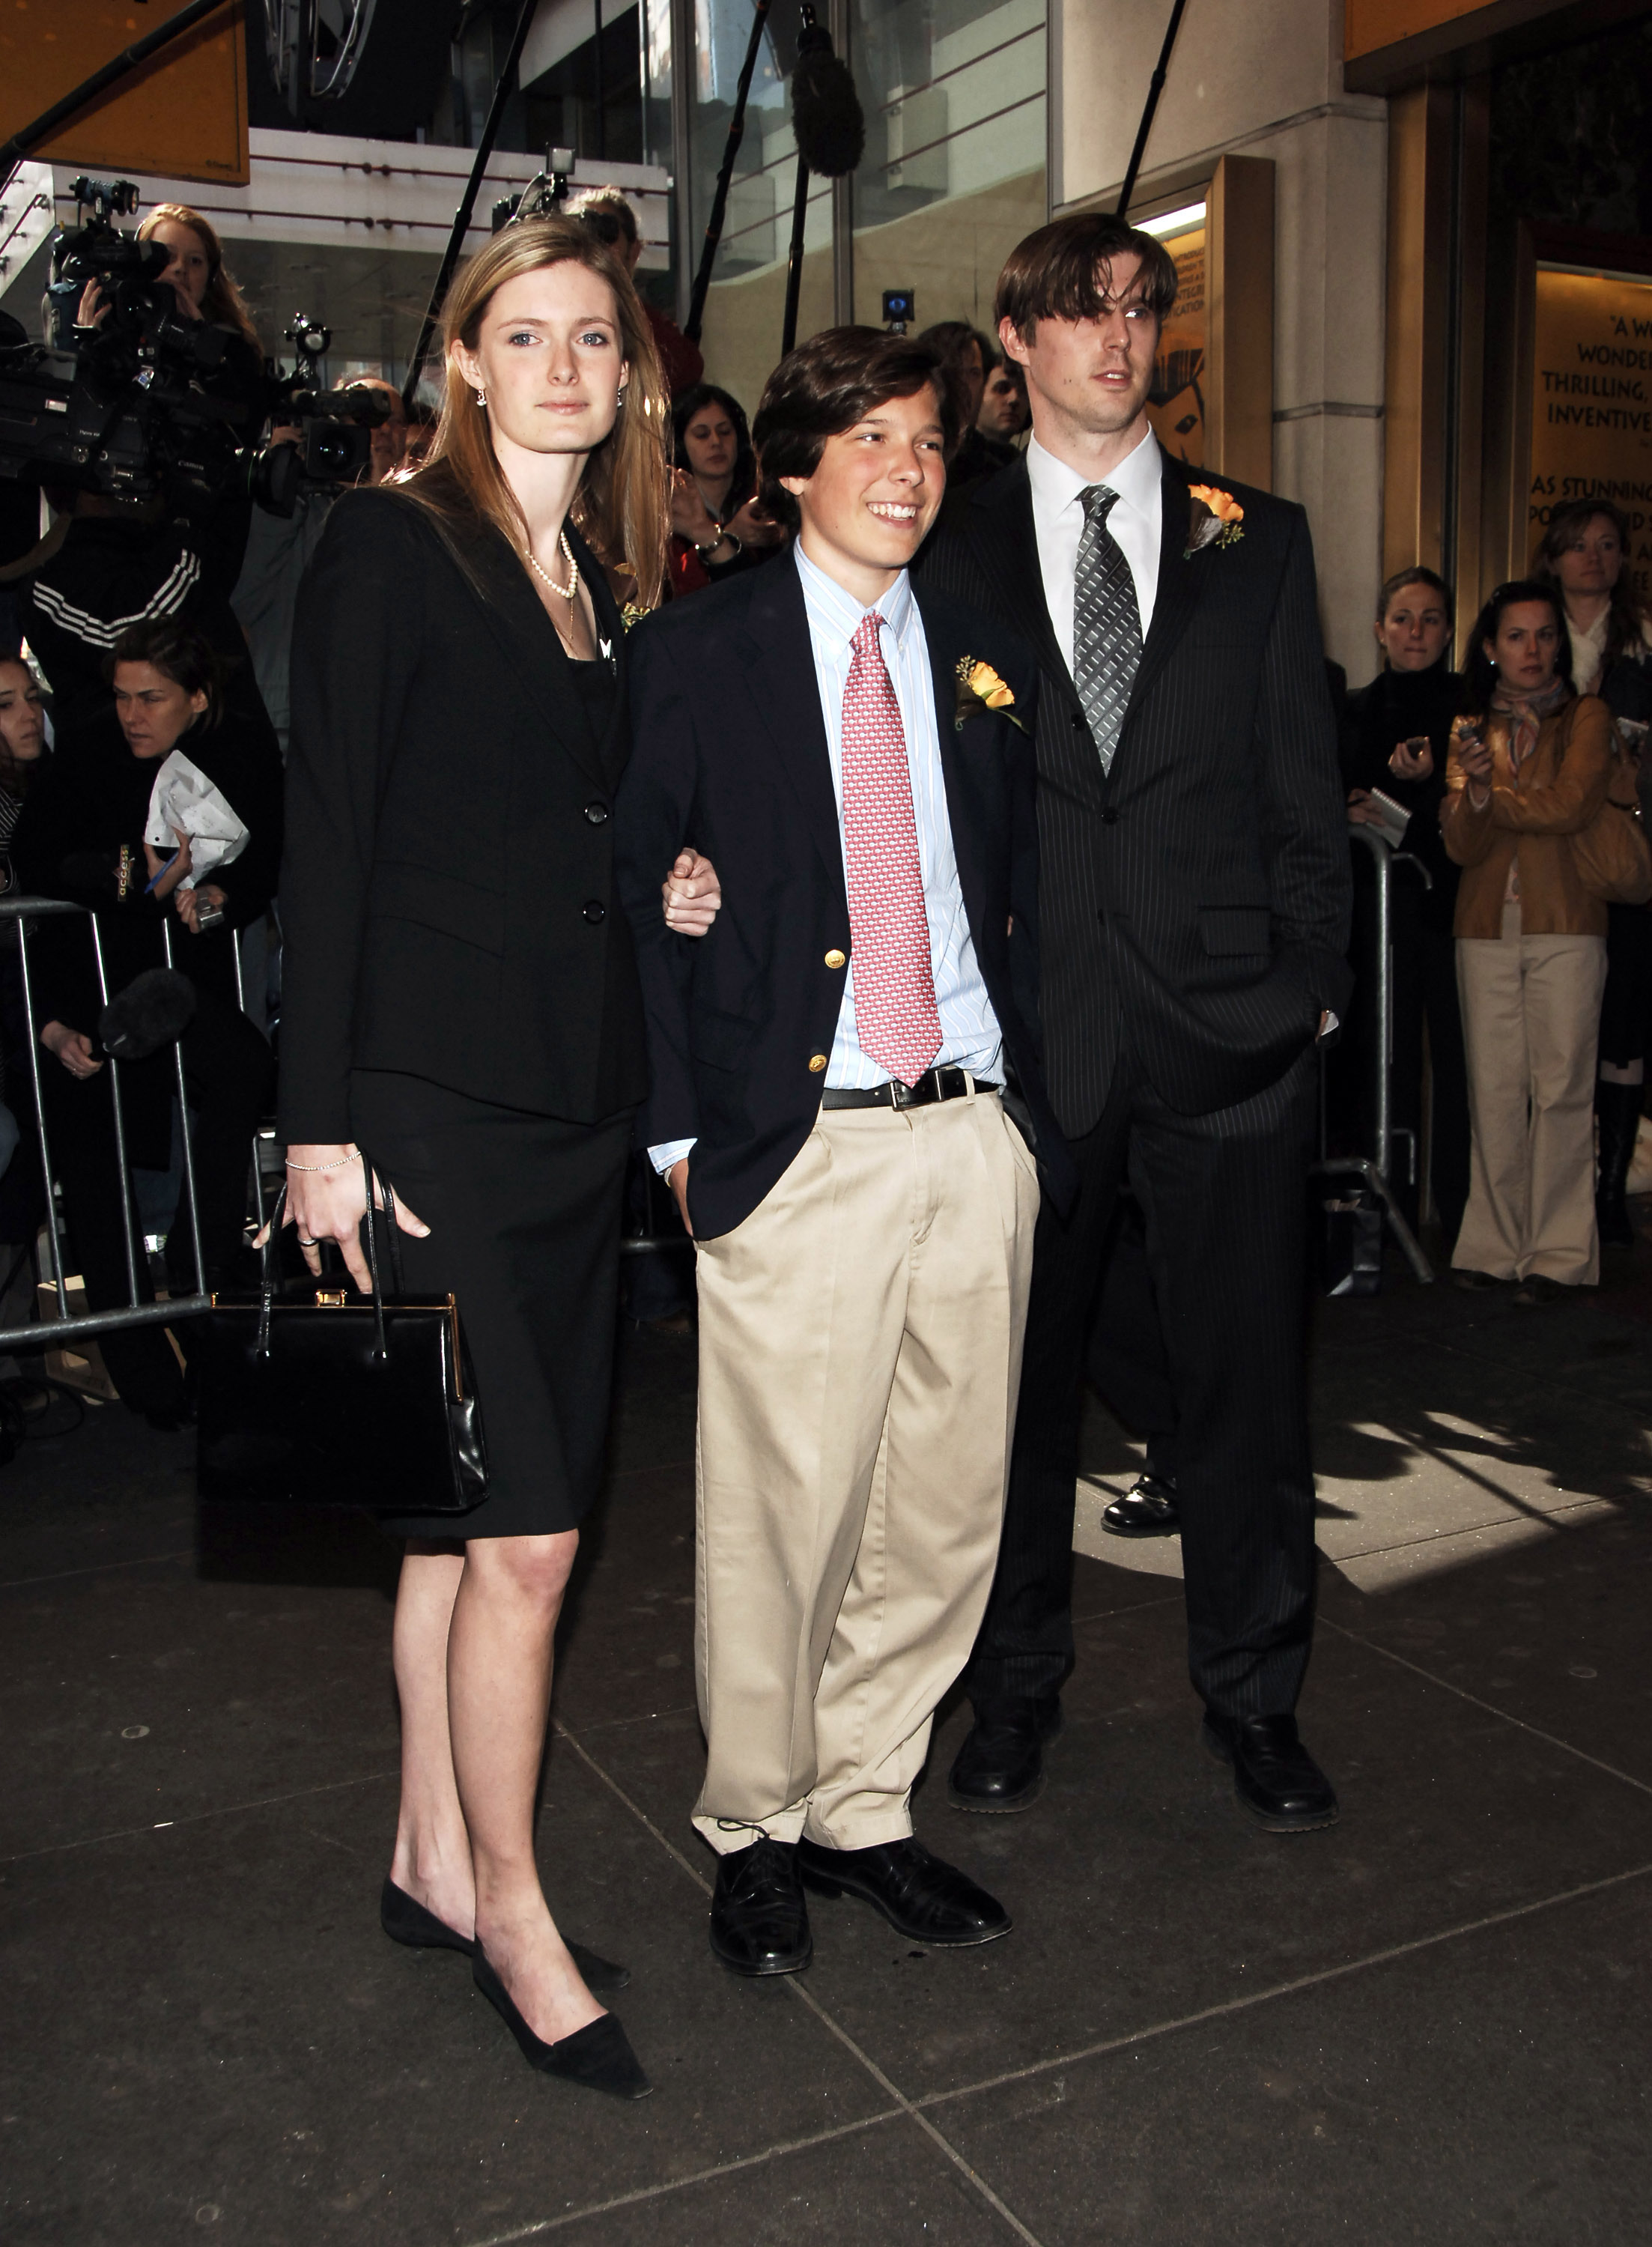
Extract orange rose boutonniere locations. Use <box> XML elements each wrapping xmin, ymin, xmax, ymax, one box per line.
<box><xmin>955</xmin><ymin>655</ymin><xmax>1030</xmax><ymax>735</ymax></box>
<box><xmin>1185</xmin><ymin>483</ymin><xmax>1245</xmax><ymax>557</ymax></box>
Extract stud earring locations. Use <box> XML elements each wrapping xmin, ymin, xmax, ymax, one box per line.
<box><xmin>616</xmin><ymin>385</ymin><xmax>628</xmax><ymax>406</ymax></box>
<box><xmin>474</xmin><ymin>386</ymin><xmax>487</xmax><ymax>407</ymax></box>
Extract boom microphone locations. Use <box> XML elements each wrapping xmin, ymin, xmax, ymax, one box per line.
<box><xmin>792</xmin><ymin>16</ymin><xmax>864</xmax><ymax>178</ymax></box>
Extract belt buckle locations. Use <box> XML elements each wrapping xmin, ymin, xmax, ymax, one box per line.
<box><xmin>888</xmin><ymin>1076</ymin><xmax>917</xmax><ymax>1110</ymax></box>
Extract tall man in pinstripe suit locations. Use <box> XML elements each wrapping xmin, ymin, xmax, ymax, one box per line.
<box><xmin>918</xmin><ymin>211</ymin><xmax>1353</xmax><ymax>1831</ymax></box>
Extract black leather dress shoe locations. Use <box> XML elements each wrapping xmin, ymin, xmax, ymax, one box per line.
<box><xmin>708</xmin><ymin>1837</ymin><xmax>811</xmax><ymax>1977</ymax></box>
<box><xmin>796</xmin><ymin>1835</ymin><xmax>1011</xmax><ymax>1945</ymax></box>
<box><xmin>947</xmin><ymin>1696</ymin><xmax>1063</xmax><ymax>1812</ymax></box>
<box><xmin>1102</xmin><ymin>1472</ymin><xmax>1180</xmax><ymax>1538</ymax></box>
<box><xmin>1202</xmin><ymin>1711</ymin><xmax>1339</xmax><ymax>1833</ymax></box>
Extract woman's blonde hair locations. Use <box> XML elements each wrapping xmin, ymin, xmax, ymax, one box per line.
<box><xmin>137</xmin><ymin>203</ymin><xmax>262</xmax><ymax>353</ymax></box>
<box><xmin>410</xmin><ymin>217</ymin><xmax>669</xmax><ymax>607</ymax></box>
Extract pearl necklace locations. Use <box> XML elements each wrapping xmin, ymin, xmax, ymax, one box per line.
<box><xmin>527</xmin><ymin>531</ymin><xmax>580</xmax><ymax>606</ymax></box>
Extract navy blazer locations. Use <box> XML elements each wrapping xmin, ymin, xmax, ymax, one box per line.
<box><xmin>615</xmin><ymin>555</ymin><xmax>1072</xmax><ymax>1241</ymax></box>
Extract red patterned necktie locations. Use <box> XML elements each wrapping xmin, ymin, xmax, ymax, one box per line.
<box><xmin>839</xmin><ymin>611</ymin><xmax>942</xmax><ymax>1087</ymax></box>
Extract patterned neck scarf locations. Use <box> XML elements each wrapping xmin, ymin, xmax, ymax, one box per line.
<box><xmin>1489</xmin><ymin>674</ymin><xmax>1570</xmax><ymax>777</ymax></box>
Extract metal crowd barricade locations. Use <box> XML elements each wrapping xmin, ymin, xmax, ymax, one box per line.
<box><xmin>0</xmin><ymin>895</ymin><xmax>210</xmax><ymax>1353</ymax></box>
<box><xmin>1313</xmin><ymin>826</ymin><xmax>1436</xmax><ymax>1285</ymax></box>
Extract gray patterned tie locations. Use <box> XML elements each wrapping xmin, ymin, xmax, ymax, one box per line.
<box><xmin>1072</xmin><ymin>485</ymin><xmax>1143</xmax><ymax>774</ymax></box>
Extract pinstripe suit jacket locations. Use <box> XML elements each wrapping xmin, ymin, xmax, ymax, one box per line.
<box><xmin>917</xmin><ymin>442</ymin><xmax>1352</xmax><ymax>1134</ymax></box>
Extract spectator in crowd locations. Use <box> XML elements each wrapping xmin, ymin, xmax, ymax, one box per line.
<box><xmin>1442</xmin><ymin>580</ymin><xmax>1612</xmax><ymax>1303</ymax></box>
<box><xmin>668</xmin><ymin>383</ymin><xmax>783</xmax><ymax>595</ymax></box>
<box><xmin>1531</xmin><ymin>498</ymin><xmax>1652</xmax><ymax>1246</ymax></box>
<box><xmin>918</xmin><ymin>321</ymin><xmax>1003</xmax><ymax>489</ymax></box>
<box><xmin>568</xmin><ymin>188</ymin><xmax>705</xmax><ymax>400</ymax></box>
<box><xmin>134</xmin><ymin>203</ymin><xmax>264</xmax><ymax>354</ymax></box>
<box><xmin>0</xmin><ymin>652</ymin><xmax>46</xmax><ymax>892</ymax></box>
<box><xmin>347</xmin><ymin>377</ymin><xmax>410</xmax><ymax>485</ymax></box>
<box><xmin>1341</xmin><ymin>565</ymin><xmax>1469</xmax><ymax>1246</ymax></box>
<box><xmin>0</xmin><ymin>655</ymin><xmax>49</xmax><ymax>1309</ymax></box>
<box><xmin>977</xmin><ymin>354</ymin><xmax>1030</xmax><ymax>450</ymax></box>
<box><xmin>11</xmin><ymin>619</ymin><xmax>280</xmax><ymax>1418</ymax></box>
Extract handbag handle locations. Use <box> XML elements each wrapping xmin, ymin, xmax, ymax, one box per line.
<box><xmin>258</xmin><ymin>1152</ymin><xmax>389</xmax><ymax>1364</ymax></box>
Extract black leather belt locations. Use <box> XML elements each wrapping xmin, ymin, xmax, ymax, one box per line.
<box><xmin>819</xmin><ymin>1067</ymin><xmax>997</xmax><ymax>1112</ymax></box>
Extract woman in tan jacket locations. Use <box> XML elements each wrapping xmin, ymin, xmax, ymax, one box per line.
<box><xmin>1442</xmin><ymin>580</ymin><xmax>1612</xmax><ymax>1300</ymax></box>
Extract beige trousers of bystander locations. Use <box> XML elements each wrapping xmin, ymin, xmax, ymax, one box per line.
<box><xmin>1454</xmin><ymin>900</ymin><xmax>1608</xmax><ymax>1285</ymax></box>
<box><xmin>690</xmin><ymin>1088</ymin><xmax>1039</xmax><ymax>1855</ymax></box>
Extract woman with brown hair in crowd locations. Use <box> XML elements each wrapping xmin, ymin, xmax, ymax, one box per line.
<box><xmin>1442</xmin><ymin>580</ymin><xmax>1613</xmax><ymax>1302</ymax></box>
<box><xmin>1341</xmin><ymin>565</ymin><xmax>1469</xmax><ymax>1247</ymax></box>
<box><xmin>1531</xmin><ymin>497</ymin><xmax>1652</xmax><ymax>1246</ymax></box>
<box><xmin>276</xmin><ymin>216</ymin><xmax>672</xmax><ymax>2099</ymax></box>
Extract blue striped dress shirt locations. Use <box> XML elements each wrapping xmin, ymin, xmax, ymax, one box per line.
<box><xmin>649</xmin><ymin>542</ymin><xmax>1003</xmax><ymax>1173</ymax></box>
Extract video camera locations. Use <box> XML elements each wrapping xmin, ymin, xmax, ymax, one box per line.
<box><xmin>0</xmin><ymin>178</ymin><xmax>391</xmax><ymax>519</ymax></box>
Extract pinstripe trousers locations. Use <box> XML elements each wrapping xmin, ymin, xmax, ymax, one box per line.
<box><xmin>963</xmin><ymin>1047</ymin><xmax>1320</xmax><ymax>1720</ymax></box>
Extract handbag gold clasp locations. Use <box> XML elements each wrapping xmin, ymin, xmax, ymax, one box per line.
<box><xmin>315</xmin><ymin>1289</ymin><xmax>347</xmax><ymax>1308</ymax></box>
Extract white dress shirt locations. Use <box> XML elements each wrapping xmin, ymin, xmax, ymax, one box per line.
<box><xmin>1024</xmin><ymin>425</ymin><xmax>1162</xmax><ymax>674</ymax></box>
<box><xmin>649</xmin><ymin>542</ymin><xmax>1003</xmax><ymax>1174</ymax></box>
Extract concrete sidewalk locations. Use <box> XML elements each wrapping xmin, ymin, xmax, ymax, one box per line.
<box><xmin>4</xmin><ymin>1238</ymin><xmax>1650</xmax><ymax>2245</ymax></box>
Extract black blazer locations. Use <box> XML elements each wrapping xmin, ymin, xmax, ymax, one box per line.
<box><xmin>917</xmin><ymin>443</ymin><xmax>1352</xmax><ymax>1131</ymax></box>
<box><xmin>277</xmin><ymin>487</ymin><xmax>648</xmax><ymax>1144</ymax></box>
<box><xmin>614</xmin><ymin>557</ymin><xmax>1072</xmax><ymax>1241</ymax></box>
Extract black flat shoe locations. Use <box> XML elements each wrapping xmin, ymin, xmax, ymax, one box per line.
<box><xmin>797</xmin><ymin>1835</ymin><xmax>1011</xmax><ymax>1946</ymax></box>
<box><xmin>1102</xmin><ymin>1472</ymin><xmax>1180</xmax><ymax>1538</ymax></box>
<box><xmin>1451</xmin><ymin>1267</ymin><xmax>1503</xmax><ymax>1291</ymax></box>
<box><xmin>471</xmin><ymin>1946</ymin><xmax>651</xmax><ymax>2099</ymax></box>
<box><xmin>1201</xmin><ymin>1712</ymin><xmax>1339</xmax><ymax>1833</ymax></box>
<box><xmin>380</xmin><ymin>1880</ymin><xmax>630</xmax><ymax>1992</ymax></box>
<box><xmin>948</xmin><ymin>1696</ymin><xmax>1063</xmax><ymax>1813</ymax></box>
<box><xmin>709</xmin><ymin>1837</ymin><xmax>812</xmax><ymax>1977</ymax></box>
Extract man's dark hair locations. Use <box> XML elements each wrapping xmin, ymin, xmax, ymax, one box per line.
<box><xmin>917</xmin><ymin>319</ymin><xmax>997</xmax><ymax>377</ymax></box>
<box><xmin>752</xmin><ymin>327</ymin><xmax>963</xmax><ymax>530</ymax></box>
<box><xmin>1461</xmin><ymin>579</ymin><xmax>1573</xmax><ymax>715</ymax></box>
<box><xmin>105</xmin><ymin>617</ymin><xmax>223</xmax><ymax>729</ymax></box>
<box><xmin>995</xmin><ymin>211</ymin><xmax>1179</xmax><ymax>340</ymax></box>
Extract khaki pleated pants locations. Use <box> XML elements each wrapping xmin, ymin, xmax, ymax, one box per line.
<box><xmin>690</xmin><ymin>1088</ymin><xmax>1039</xmax><ymax>1854</ymax></box>
<box><xmin>1454</xmin><ymin>902</ymin><xmax>1608</xmax><ymax>1284</ymax></box>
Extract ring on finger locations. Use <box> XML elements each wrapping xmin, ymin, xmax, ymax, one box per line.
<box><xmin>298</xmin><ymin>1235</ymin><xmax>319</xmax><ymax>1246</ymax></box>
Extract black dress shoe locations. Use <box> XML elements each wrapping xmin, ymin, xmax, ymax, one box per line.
<box><xmin>1102</xmin><ymin>1472</ymin><xmax>1180</xmax><ymax>1538</ymax></box>
<box><xmin>1451</xmin><ymin>1267</ymin><xmax>1503</xmax><ymax>1291</ymax></box>
<box><xmin>380</xmin><ymin>1879</ymin><xmax>631</xmax><ymax>1992</ymax></box>
<box><xmin>1201</xmin><ymin>1712</ymin><xmax>1339</xmax><ymax>1833</ymax></box>
<box><xmin>796</xmin><ymin>1835</ymin><xmax>1011</xmax><ymax>1945</ymax></box>
<box><xmin>471</xmin><ymin>1946</ymin><xmax>651</xmax><ymax>2099</ymax></box>
<box><xmin>1513</xmin><ymin>1274</ymin><xmax>1572</xmax><ymax>1306</ymax></box>
<box><xmin>948</xmin><ymin>1696</ymin><xmax>1063</xmax><ymax>1812</ymax></box>
<box><xmin>708</xmin><ymin>1837</ymin><xmax>812</xmax><ymax>1977</ymax></box>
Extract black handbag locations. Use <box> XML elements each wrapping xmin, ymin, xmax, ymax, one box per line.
<box><xmin>196</xmin><ymin>1162</ymin><xmax>488</xmax><ymax>1514</ymax></box>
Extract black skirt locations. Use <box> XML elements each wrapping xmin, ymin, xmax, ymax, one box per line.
<box><xmin>348</xmin><ymin>1070</ymin><xmax>631</xmax><ymax>1540</ymax></box>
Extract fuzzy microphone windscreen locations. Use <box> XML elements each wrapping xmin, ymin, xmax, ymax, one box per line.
<box><xmin>792</xmin><ymin>31</ymin><xmax>865</xmax><ymax>178</ymax></box>
<box><xmin>99</xmin><ymin>969</ymin><xmax>197</xmax><ymax>1062</ymax></box>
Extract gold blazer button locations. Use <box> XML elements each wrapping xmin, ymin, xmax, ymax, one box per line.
<box><xmin>808</xmin><ymin>1053</ymin><xmax>828</xmax><ymax>1073</ymax></box>
<box><xmin>824</xmin><ymin>948</ymin><xmax>846</xmax><ymax>969</ymax></box>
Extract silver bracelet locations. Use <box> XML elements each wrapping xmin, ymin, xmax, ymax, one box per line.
<box><xmin>285</xmin><ymin>1149</ymin><xmax>361</xmax><ymax>1174</ymax></box>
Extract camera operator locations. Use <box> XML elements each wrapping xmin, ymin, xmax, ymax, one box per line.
<box><xmin>10</xmin><ymin>619</ymin><xmax>280</xmax><ymax>1425</ymax></box>
<box><xmin>73</xmin><ymin>202</ymin><xmax>263</xmax><ymax>362</ymax></box>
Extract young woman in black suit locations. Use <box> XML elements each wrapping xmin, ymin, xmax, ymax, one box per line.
<box><xmin>276</xmin><ymin>219</ymin><xmax>669</xmax><ymax>2099</ymax></box>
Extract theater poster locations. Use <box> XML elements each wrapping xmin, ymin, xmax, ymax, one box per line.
<box><xmin>1146</xmin><ymin>221</ymin><xmax>1206</xmax><ymax>467</ymax></box>
<box><xmin>1530</xmin><ymin>258</ymin><xmax>1652</xmax><ymax>607</ymax></box>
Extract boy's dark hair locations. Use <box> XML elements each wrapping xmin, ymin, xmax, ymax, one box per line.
<box><xmin>753</xmin><ymin>327</ymin><xmax>963</xmax><ymax>529</ymax></box>
<box><xmin>105</xmin><ymin>618</ymin><xmax>223</xmax><ymax>729</ymax></box>
<box><xmin>1460</xmin><ymin>579</ymin><xmax>1573</xmax><ymax>716</ymax></box>
<box><xmin>995</xmin><ymin>211</ymin><xmax>1179</xmax><ymax>340</ymax></box>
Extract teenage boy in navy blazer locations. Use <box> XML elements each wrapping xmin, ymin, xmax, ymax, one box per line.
<box><xmin>918</xmin><ymin>212</ymin><xmax>1352</xmax><ymax>1833</ymax></box>
<box><xmin>616</xmin><ymin>327</ymin><xmax>1072</xmax><ymax>1977</ymax></box>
